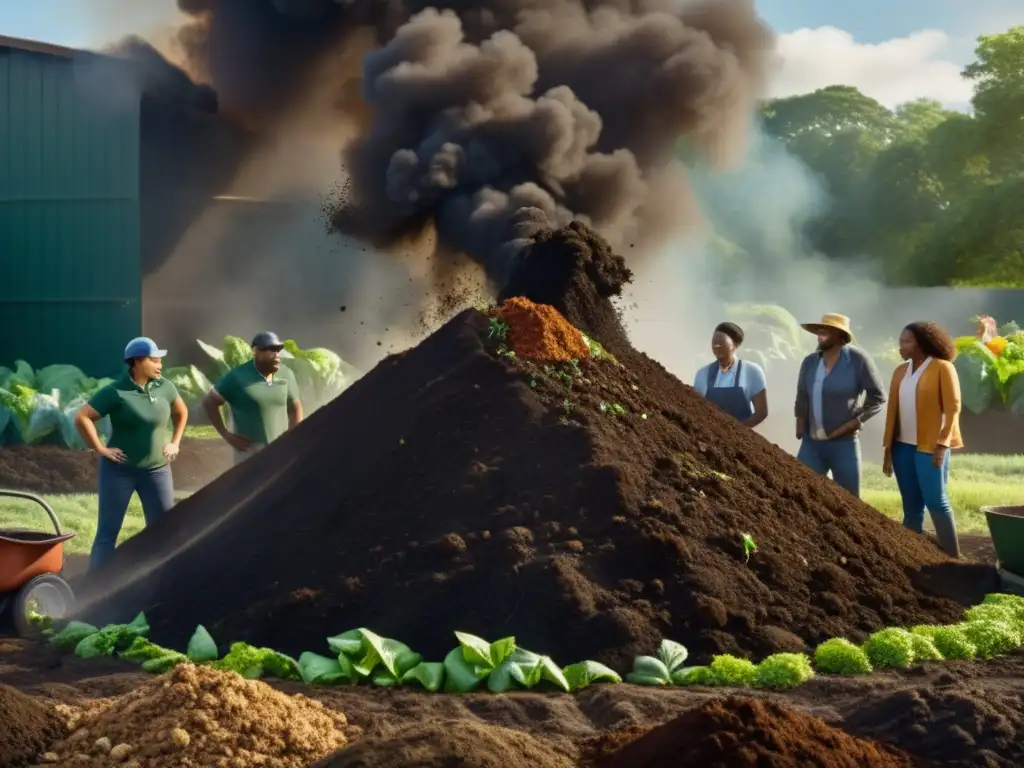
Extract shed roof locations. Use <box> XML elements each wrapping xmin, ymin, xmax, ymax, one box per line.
<box><xmin>0</xmin><ymin>34</ymin><xmax>89</xmax><ymax>60</ymax></box>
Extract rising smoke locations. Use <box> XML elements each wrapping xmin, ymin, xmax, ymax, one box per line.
<box><xmin>164</xmin><ymin>0</ymin><xmax>774</xmax><ymax>290</ymax></box>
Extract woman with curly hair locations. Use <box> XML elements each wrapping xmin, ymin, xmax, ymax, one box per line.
<box><xmin>882</xmin><ymin>321</ymin><xmax>962</xmax><ymax>557</ymax></box>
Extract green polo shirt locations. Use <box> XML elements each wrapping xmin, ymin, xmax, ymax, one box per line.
<box><xmin>88</xmin><ymin>372</ymin><xmax>181</xmax><ymax>469</ymax></box>
<box><xmin>214</xmin><ymin>360</ymin><xmax>300</xmax><ymax>445</ymax></box>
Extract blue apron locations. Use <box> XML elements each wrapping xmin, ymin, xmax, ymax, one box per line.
<box><xmin>704</xmin><ymin>361</ymin><xmax>754</xmax><ymax>422</ymax></box>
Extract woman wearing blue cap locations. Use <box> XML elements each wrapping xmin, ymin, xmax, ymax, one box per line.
<box><xmin>74</xmin><ymin>337</ymin><xmax>188</xmax><ymax>570</ymax></box>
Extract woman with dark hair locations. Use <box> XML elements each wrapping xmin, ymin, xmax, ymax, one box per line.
<box><xmin>693</xmin><ymin>322</ymin><xmax>768</xmax><ymax>427</ymax></box>
<box><xmin>882</xmin><ymin>321</ymin><xmax>962</xmax><ymax>557</ymax></box>
<box><xmin>75</xmin><ymin>337</ymin><xmax>188</xmax><ymax>570</ymax></box>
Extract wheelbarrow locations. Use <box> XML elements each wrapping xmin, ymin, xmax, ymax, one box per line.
<box><xmin>983</xmin><ymin>505</ymin><xmax>1024</xmax><ymax>596</ymax></box>
<box><xmin>0</xmin><ymin>490</ymin><xmax>77</xmax><ymax>636</ymax></box>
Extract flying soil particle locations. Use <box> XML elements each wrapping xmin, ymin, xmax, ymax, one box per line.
<box><xmin>594</xmin><ymin>696</ymin><xmax>915</xmax><ymax>768</ymax></box>
<box><xmin>76</xmin><ymin>221</ymin><xmax>995</xmax><ymax>672</ymax></box>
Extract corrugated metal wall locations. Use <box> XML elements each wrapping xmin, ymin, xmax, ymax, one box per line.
<box><xmin>0</xmin><ymin>44</ymin><xmax>140</xmax><ymax>377</ymax></box>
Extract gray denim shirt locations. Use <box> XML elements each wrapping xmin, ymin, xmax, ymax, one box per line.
<box><xmin>794</xmin><ymin>345</ymin><xmax>886</xmax><ymax>437</ymax></box>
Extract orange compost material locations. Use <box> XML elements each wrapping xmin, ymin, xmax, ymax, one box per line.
<box><xmin>495</xmin><ymin>297</ymin><xmax>591</xmax><ymax>362</ymax></box>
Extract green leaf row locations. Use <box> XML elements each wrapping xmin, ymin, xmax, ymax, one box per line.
<box><xmin>43</xmin><ymin>619</ymin><xmax>622</xmax><ymax>694</ymax></box>
<box><xmin>626</xmin><ymin>592</ymin><xmax>1024</xmax><ymax>690</ymax></box>
<box><xmin>40</xmin><ymin>593</ymin><xmax>1024</xmax><ymax>693</ymax></box>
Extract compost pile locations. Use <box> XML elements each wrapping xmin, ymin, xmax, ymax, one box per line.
<box><xmin>0</xmin><ymin>683</ymin><xmax>65</xmax><ymax>768</ymax></box>
<box><xmin>593</xmin><ymin>697</ymin><xmax>914</xmax><ymax>767</ymax></box>
<box><xmin>39</xmin><ymin>664</ymin><xmax>347</xmax><ymax>767</ymax></box>
<box><xmin>77</xmin><ymin>221</ymin><xmax>992</xmax><ymax>668</ymax></box>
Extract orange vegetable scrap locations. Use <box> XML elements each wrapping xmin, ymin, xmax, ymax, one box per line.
<box><xmin>494</xmin><ymin>297</ymin><xmax>591</xmax><ymax>362</ymax></box>
<box><xmin>986</xmin><ymin>336</ymin><xmax>1008</xmax><ymax>357</ymax></box>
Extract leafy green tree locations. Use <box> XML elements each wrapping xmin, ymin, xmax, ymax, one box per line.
<box><xmin>964</xmin><ymin>26</ymin><xmax>1024</xmax><ymax>175</ymax></box>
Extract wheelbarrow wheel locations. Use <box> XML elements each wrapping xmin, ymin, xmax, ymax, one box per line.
<box><xmin>12</xmin><ymin>574</ymin><xmax>75</xmax><ymax>638</ymax></box>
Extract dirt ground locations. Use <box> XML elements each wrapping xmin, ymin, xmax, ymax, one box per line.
<box><xmin>0</xmin><ymin>439</ymin><xmax>232</xmax><ymax>494</ymax></box>
<box><xmin>0</xmin><ymin>637</ymin><xmax>1021</xmax><ymax>767</ymax></box>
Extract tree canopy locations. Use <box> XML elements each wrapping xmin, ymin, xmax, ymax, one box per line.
<box><xmin>701</xmin><ymin>25</ymin><xmax>1024</xmax><ymax>287</ymax></box>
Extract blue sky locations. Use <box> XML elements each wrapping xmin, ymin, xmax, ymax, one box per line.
<box><xmin>1</xmin><ymin>0</ymin><xmax>1021</xmax><ymax>106</ymax></box>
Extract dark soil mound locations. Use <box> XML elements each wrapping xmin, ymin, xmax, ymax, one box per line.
<box><xmin>596</xmin><ymin>696</ymin><xmax>914</xmax><ymax>768</ymax></box>
<box><xmin>842</xmin><ymin>682</ymin><xmax>1024</xmax><ymax>766</ymax></box>
<box><xmin>0</xmin><ymin>439</ymin><xmax>231</xmax><ymax>495</ymax></box>
<box><xmin>0</xmin><ymin>683</ymin><xmax>64</xmax><ymax>768</ymax></box>
<box><xmin>313</xmin><ymin>721</ymin><xmax>574</xmax><ymax>768</ymax></box>
<box><xmin>75</xmin><ymin>222</ymin><xmax>994</xmax><ymax>669</ymax></box>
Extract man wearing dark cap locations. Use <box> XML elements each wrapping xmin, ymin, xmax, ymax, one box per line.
<box><xmin>202</xmin><ymin>332</ymin><xmax>303</xmax><ymax>465</ymax></box>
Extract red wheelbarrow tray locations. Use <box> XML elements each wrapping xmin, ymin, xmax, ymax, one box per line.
<box><xmin>0</xmin><ymin>529</ymin><xmax>77</xmax><ymax>593</ymax></box>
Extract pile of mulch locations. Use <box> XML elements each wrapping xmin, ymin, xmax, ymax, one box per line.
<box><xmin>0</xmin><ymin>440</ymin><xmax>231</xmax><ymax>495</ymax></box>
<box><xmin>75</xmin><ymin>221</ymin><xmax>995</xmax><ymax>669</ymax></box>
<box><xmin>842</xmin><ymin>681</ymin><xmax>1024</xmax><ymax>766</ymax></box>
<box><xmin>591</xmin><ymin>697</ymin><xmax>914</xmax><ymax>767</ymax></box>
<box><xmin>0</xmin><ymin>683</ymin><xmax>65</xmax><ymax>768</ymax></box>
<box><xmin>313</xmin><ymin>720</ymin><xmax>575</xmax><ymax>768</ymax></box>
<box><xmin>41</xmin><ymin>664</ymin><xmax>348</xmax><ymax>767</ymax></box>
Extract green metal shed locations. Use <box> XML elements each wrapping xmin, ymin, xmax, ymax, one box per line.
<box><xmin>0</xmin><ymin>35</ymin><xmax>140</xmax><ymax>377</ymax></box>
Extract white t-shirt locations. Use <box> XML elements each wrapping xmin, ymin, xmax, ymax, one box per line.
<box><xmin>897</xmin><ymin>358</ymin><xmax>932</xmax><ymax>445</ymax></box>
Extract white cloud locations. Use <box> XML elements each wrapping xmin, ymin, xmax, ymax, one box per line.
<box><xmin>771</xmin><ymin>27</ymin><xmax>974</xmax><ymax>108</ymax></box>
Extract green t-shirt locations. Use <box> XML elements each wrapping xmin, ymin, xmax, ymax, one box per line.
<box><xmin>214</xmin><ymin>360</ymin><xmax>300</xmax><ymax>445</ymax></box>
<box><xmin>88</xmin><ymin>372</ymin><xmax>180</xmax><ymax>469</ymax></box>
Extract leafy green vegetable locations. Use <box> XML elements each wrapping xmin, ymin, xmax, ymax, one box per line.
<box><xmin>813</xmin><ymin>638</ymin><xmax>873</xmax><ymax>675</ymax></box>
<box><xmin>908</xmin><ymin>633</ymin><xmax>943</xmax><ymax>662</ymax></box>
<box><xmin>163</xmin><ymin>365</ymin><xmax>215</xmax><ymax>406</ymax></box>
<box><xmin>299</xmin><ymin>652</ymin><xmax>355</xmax><ymax>685</ymax></box>
<box><xmin>401</xmin><ymin>662</ymin><xmax>446</xmax><ymax>692</ymax></box>
<box><xmin>752</xmin><ymin>653</ymin><xmax>814</xmax><ymax>689</ymax></box>
<box><xmin>49</xmin><ymin>621</ymin><xmax>99</xmax><ymax>652</ymax></box>
<box><xmin>441</xmin><ymin>632</ymin><xmax>516</xmax><ymax>693</ymax></box>
<box><xmin>626</xmin><ymin>639</ymin><xmax>689</xmax><ymax>686</ymax></box>
<box><xmin>119</xmin><ymin>637</ymin><xmax>189</xmax><ymax>674</ymax></box>
<box><xmin>120</xmin><ymin>637</ymin><xmax>176</xmax><ymax>663</ymax></box>
<box><xmin>674</xmin><ymin>666</ymin><xmax>717</xmax><ymax>686</ymax></box>
<box><xmin>327</xmin><ymin>628</ymin><xmax>417</xmax><ymax>679</ymax></box>
<box><xmin>863</xmin><ymin>628</ymin><xmax>915</xmax><ymax>669</ymax></box>
<box><xmin>982</xmin><ymin>594</ymin><xmax>1024</xmax><ymax>626</ymax></box>
<box><xmin>142</xmin><ymin>653</ymin><xmax>189</xmax><ymax>674</ymax></box>
<box><xmin>959</xmin><ymin>620</ymin><xmax>1022</xmax><ymax>659</ymax></box>
<box><xmin>186</xmin><ymin>625</ymin><xmax>219</xmax><ymax>663</ymax></box>
<box><xmin>741</xmin><ymin>533</ymin><xmax>757</xmax><ymax>562</ymax></box>
<box><xmin>260</xmin><ymin>650</ymin><xmax>301</xmax><ymax>680</ymax></box>
<box><xmin>210</xmin><ymin>642</ymin><xmax>299</xmax><ymax>680</ymax></box>
<box><xmin>625</xmin><ymin>656</ymin><xmax>671</xmax><ymax>686</ymax></box>
<box><xmin>562</xmin><ymin>661</ymin><xmax>622</xmax><ymax>692</ymax></box>
<box><xmin>487</xmin><ymin>647</ymin><xmax>570</xmax><ymax>693</ymax></box>
<box><xmin>927</xmin><ymin>626</ymin><xmax>977</xmax><ymax>660</ymax></box>
<box><xmin>73</xmin><ymin>613</ymin><xmax>150</xmax><ymax>659</ymax></box>
<box><xmin>707</xmin><ymin>654</ymin><xmax>758</xmax><ymax>686</ymax></box>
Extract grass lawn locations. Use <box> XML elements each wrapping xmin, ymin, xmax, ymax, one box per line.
<box><xmin>1</xmin><ymin>454</ymin><xmax>1019</xmax><ymax>554</ymax></box>
<box><xmin>862</xmin><ymin>453</ymin><xmax>1024</xmax><ymax>535</ymax></box>
<box><xmin>0</xmin><ymin>492</ymin><xmax>191</xmax><ymax>554</ymax></box>
<box><xmin>183</xmin><ymin>424</ymin><xmax>219</xmax><ymax>440</ymax></box>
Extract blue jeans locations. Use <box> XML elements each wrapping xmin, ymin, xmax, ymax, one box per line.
<box><xmin>90</xmin><ymin>458</ymin><xmax>175</xmax><ymax>570</ymax></box>
<box><xmin>890</xmin><ymin>442</ymin><xmax>960</xmax><ymax>557</ymax></box>
<box><xmin>797</xmin><ymin>435</ymin><xmax>861</xmax><ymax>497</ymax></box>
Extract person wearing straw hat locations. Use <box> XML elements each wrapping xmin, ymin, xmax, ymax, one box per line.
<box><xmin>793</xmin><ymin>313</ymin><xmax>885</xmax><ymax>497</ymax></box>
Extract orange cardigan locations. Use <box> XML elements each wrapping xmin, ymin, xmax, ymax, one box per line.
<box><xmin>882</xmin><ymin>359</ymin><xmax>963</xmax><ymax>452</ymax></box>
